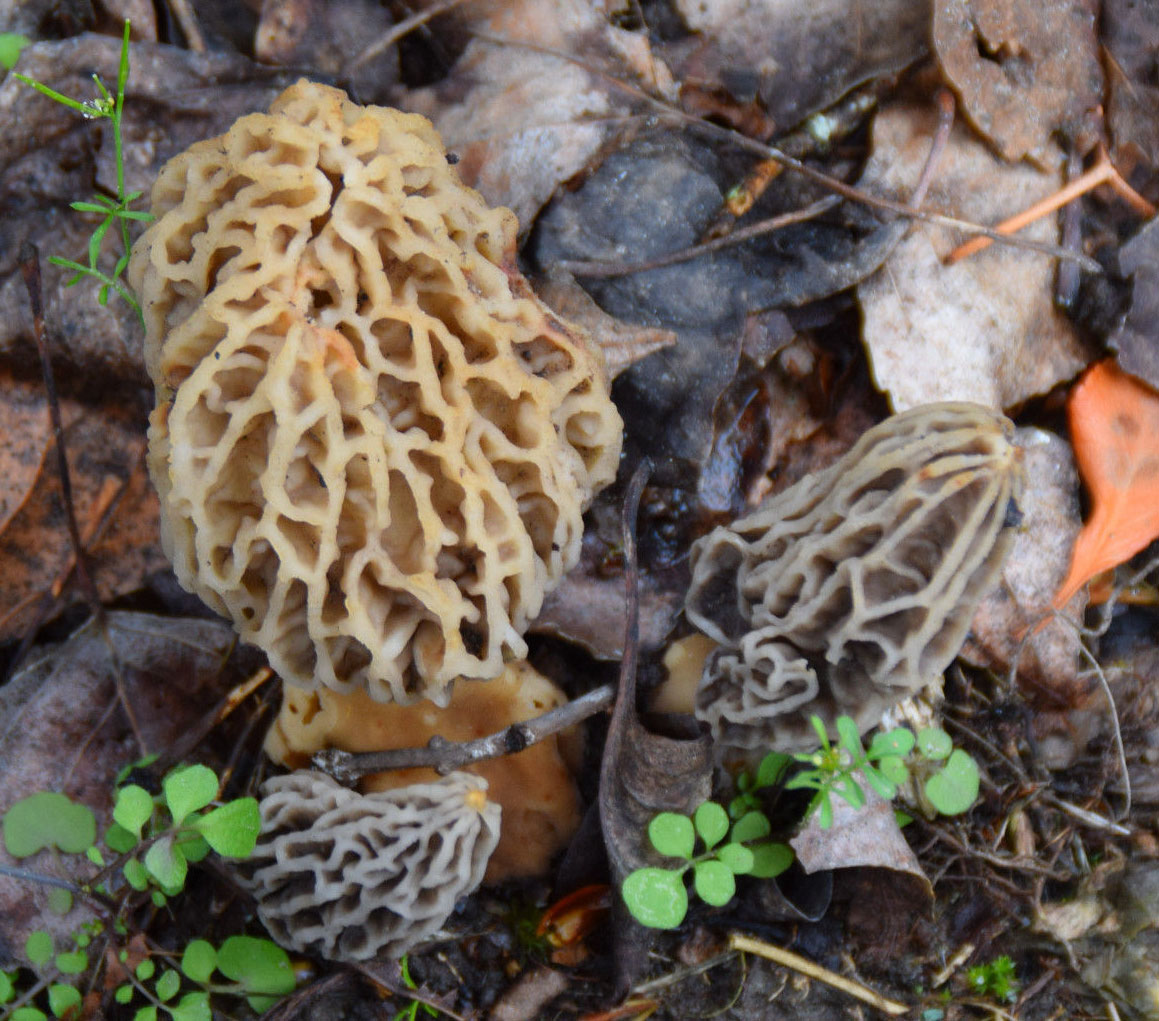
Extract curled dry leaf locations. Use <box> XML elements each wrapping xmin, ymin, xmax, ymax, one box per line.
<box><xmin>1053</xmin><ymin>360</ymin><xmax>1159</xmax><ymax>609</ymax></box>
<box><xmin>789</xmin><ymin>770</ymin><xmax>932</xmax><ymax>900</ymax></box>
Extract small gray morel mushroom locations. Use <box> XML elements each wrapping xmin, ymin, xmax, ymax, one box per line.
<box><xmin>686</xmin><ymin>402</ymin><xmax>1024</xmax><ymax>755</ymax></box>
<box><xmin>239</xmin><ymin>770</ymin><xmax>500</xmax><ymax>962</ymax></box>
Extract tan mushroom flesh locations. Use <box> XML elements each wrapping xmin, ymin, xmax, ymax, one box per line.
<box><xmin>265</xmin><ymin>660</ymin><xmax>581</xmax><ymax>881</ymax></box>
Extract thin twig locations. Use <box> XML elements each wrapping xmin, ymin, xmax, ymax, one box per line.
<box><xmin>908</xmin><ymin>88</ymin><xmax>955</xmax><ymax>210</ymax></box>
<box><xmin>351</xmin><ymin>959</ymin><xmax>472</xmax><ymax>1021</ymax></box>
<box><xmin>20</xmin><ymin>245</ymin><xmax>102</xmax><ymax>619</ymax></box>
<box><xmin>166</xmin><ymin>0</ymin><xmax>206</xmax><ymax>52</ymax></box>
<box><xmin>946</xmin><ymin>145</ymin><xmax>1155</xmax><ymax>264</ymax></box>
<box><xmin>466</xmin><ymin>31</ymin><xmax>1102</xmax><ymax>272</ymax></box>
<box><xmin>350</xmin><ymin>0</ymin><xmax>471</xmax><ymax>71</ymax></box>
<box><xmin>1076</xmin><ymin>641</ymin><xmax>1131</xmax><ymax>822</ymax></box>
<box><xmin>313</xmin><ymin>682</ymin><xmax>616</xmax><ymax>784</ymax></box>
<box><xmin>0</xmin><ymin>863</ymin><xmax>87</xmax><ymax>895</ymax></box>
<box><xmin>20</xmin><ymin>244</ymin><xmax>146</xmax><ymax>754</ymax></box>
<box><xmin>728</xmin><ymin>932</ymin><xmax>908</xmax><ymax>1016</ymax></box>
<box><xmin>554</xmin><ymin>196</ymin><xmax>841</xmax><ymax>278</ymax></box>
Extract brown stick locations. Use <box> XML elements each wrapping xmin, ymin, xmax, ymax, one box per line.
<box><xmin>312</xmin><ymin>682</ymin><xmax>616</xmax><ymax>784</ymax></box>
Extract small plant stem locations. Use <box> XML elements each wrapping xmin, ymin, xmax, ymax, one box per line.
<box><xmin>728</xmin><ymin>932</ymin><xmax>908</xmax><ymax>1016</ymax></box>
<box><xmin>946</xmin><ymin>145</ymin><xmax>1155</xmax><ymax>264</ymax></box>
<box><xmin>114</xmin><ymin>21</ymin><xmax>131</xmax><ymax>261</ymax></box>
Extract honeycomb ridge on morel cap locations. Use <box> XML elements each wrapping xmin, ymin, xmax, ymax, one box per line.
<box><xmin>238</xmin><ymin>770</ymin><xmax>500</xmax><ymax>961</ymax></box>
<box><xmin>686</xmin><ymin>403</ymin><xmax>1024</xmax><ymax>753</ymax></box>
<box><xmin>128</xmin><ymin>80</ymin><xmax>623</xmax><ymax>703</ymax></box>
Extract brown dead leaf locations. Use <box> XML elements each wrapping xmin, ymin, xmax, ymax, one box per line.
<box><xmin>0</xmin><ymin>378</ymin><xmax>167</xmax><ymax>642</ymax></box>
<box><xmin>932</xmin><ymin>0</ymin><xmax>1102</xmax><ymax>168</ymax></box>
<box><xmin>403</xmin><ymin>0</ymin><xmax>662</xmax><ymax>229</ymax></box>
<box><xmin>961</xmin><ymin>427</ymin><xmax>1087</xmax><ymax>699</ymax></box>
<box><xmin>668</xmin><ymin>0</ymin><xmax>929</xmax><ymax>133</ymax></box>
<box><xmin>0</xmin><ymin>612</ymin><xmax>255</xmax><ymax>967</ymax></box>
<box><xmin>0</xmin><ymin>373</ymin><xmax>53</xmax><ymax>533</ymax></box>
<box><xmin>857</xmin><ymin>101</ymin><xmax>1089</xmax><ymax>411</ymax></box>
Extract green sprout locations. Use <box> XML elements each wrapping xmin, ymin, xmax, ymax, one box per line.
<box><xmin>12</xmin><ymin>20</ymin><xmax>152</xmax><ymax>321</ymax></box>
<box><xmin>392</xmin><ymin>955</ymin><xmax>441</xmax><ymax>1021</ymax></box>
<box><xmin>967</xmin><ymin>955</ymin><xmax>1019</xmax><ymax>1003</ymax></box>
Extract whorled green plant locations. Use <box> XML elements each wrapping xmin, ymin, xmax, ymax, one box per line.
<box><xmin>1</xmin><ymin>762</ymin><xmax>293</xmax><ymax>1020</ymax></box>
<box><xmin>11</xmin><ymin>20</ymin><xmax>152</xmax><ymax>322</ymax></box>
<box><xmin>622</xmin><ymin>714</ymin><xmax>981</xmax><ymax>929</ymax></box>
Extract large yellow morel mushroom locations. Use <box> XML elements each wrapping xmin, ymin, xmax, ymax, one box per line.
<box><xmin>128</xmin><ymin>80</ymin><xmax>623</xmax><ymax>704</ymax></box>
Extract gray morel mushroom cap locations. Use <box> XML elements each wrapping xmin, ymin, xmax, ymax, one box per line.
<box><xmin>686</xmin><ymin>402</ymin><xmax>1024</xmax><ymax>754</ymax></box>
<box><xmin>239</xmin><ymin>770</ymin><xmax>500</xmax><ymax>962</ymax></box>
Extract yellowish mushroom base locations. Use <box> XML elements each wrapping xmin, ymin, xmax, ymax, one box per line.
<box><xmin>265</xmin><ymin>661</ymin><xmax>582</xmax><ymax>882</ymax></box>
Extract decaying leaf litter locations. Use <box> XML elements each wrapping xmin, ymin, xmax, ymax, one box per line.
<box><xmin>1</xmin><ymin>0</ymin><xmax>1158</xmax><ymax>1018</ymax></box>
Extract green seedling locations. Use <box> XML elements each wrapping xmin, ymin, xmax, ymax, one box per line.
<box><xmin>621</xmin><ymin>801</ymin><xmax>792</xmax><ymax>929</ymax></box>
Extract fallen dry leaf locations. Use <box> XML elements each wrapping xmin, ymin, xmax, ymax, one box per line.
<box><xmin>0</xmin><ymin>381</ymin><xmax>167</xmax><ymax>642</ymax></box>
<box><xmin>932</xmin><ymin>0</ymin><xmax>1102</xmax><ymax>169</ymax></box>
<box><xmin>667</xmin><ymin>0</ymin><xmax>929</xmax><ymax>133</ymax></box>
<box><xmin>857</xmin><ymin>101</ymin><xmax>1089</xmax><ymax>411</ymax></box>
<box><xmin>403</xmin><ymin>0</ymin><xmax>662</xmax><ymax>228</ymax></box>
<box><xmin>790</xmin><ymin>771</ymin><xmax>932</xmax><ymax>897</ymax></box>
<box><xmin>1053</xmin><ymin>359</ymin><xmax>1159</xmax><ymax>609</ymax></box>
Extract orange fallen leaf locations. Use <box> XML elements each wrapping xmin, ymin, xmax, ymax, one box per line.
<box><xmin>1053</xmin><ymin>359</ymin><xmax>1159</xmax><ymax>609</ymax></box>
